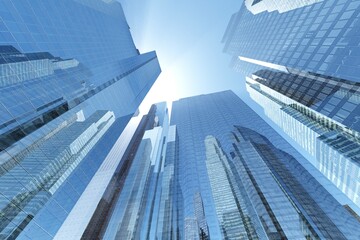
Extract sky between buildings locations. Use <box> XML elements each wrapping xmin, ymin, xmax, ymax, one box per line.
<box><xmin>119</xmin><ymin>0</ymin><xmax>245</xmax><ymax>113</ymax></box>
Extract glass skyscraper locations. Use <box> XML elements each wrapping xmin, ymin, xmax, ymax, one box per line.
<box><xmin>223</xmin><ymin>1</ymin><xmax>360</xmax><ymax>81</ymax></box>
<box><xmin>0</xmin><ymin>0</ymin><xmax>160</xmax><ymax>239</ymax></box>
<box><xmin>244</xmin><ymin>0</ymin><xmax>323</xmax><ymax>14</ymax></box>
<box><xmin>90</xmin><ymin>103</ymin><xmax>183</xmax><ymax>240</ymax></box>
<box><xmin>193</xmin><ymin>191</ymin><xmax>209</xmax><ymax>240</ymax></box>
<box><xmin>100</xmin><ymin>102</ymin><xmax>171</xmax><ymax>240</ymax></box>
<box><xmin>170</xmin><ymin>90</ymin><xmax>360</xmax><ymax>239</ymax></box>
<box><xmin>223</xmin><ymin>0</ymin><xmax>360</xmax><ymax>209</ymax></box>
<box><xmin>204</xmin><ymin>136</ymin><xmax>248</xmax><ymax>239</ymax></box>
<box><xmin>229</xmin><ymin>126</ymin><xmax>360</xmax><ymax>239</ymax></box>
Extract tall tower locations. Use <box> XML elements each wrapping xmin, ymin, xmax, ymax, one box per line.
<box><xmin>89</xmin><ymin>103</ymin><xmax>184</xmax><ymax>240</ymax></box>
<box><xmin>223</xmin><ymin>1</ymin><xmax>359</xmax><ymax>81</ymax></box>
<box><xmin>223</xmin><ymin>0</ymin><xmax>360</xmax><ymax>209</ymax></box>
<box><xmin>0</xmin><ymin>0</ymin><xmax>160</xmax><ymax>239</ymax></box>
<box><xmin>245</xmin><ymin>69</ymin><xmax>360</xmax><ymax>207</ymax></box>
<box><xmin>171</xmin><ymin>90</ymin><xmax>360</xmax><ymax>239</ymax></box>
<box><xmin>229</xmin><ymin>125</ymin><xmax>360</xmax><ymax>239</ymax></box>
<box><xmin>184</xmin><ymin>217</ymin><xmax>200</xmax><ymax>240</ymax></box>
<box><xmin>204</xmin><ymin>136</ymin><xmax>248</xmax><ymax>239</ymax></box>
<box><xmin>193</xmin><ymin>192</ymin><xmax>209</xmax><ymax>239</ymax></box>
<box><xmin>245</xmin><ymin>0</ymin><xmax>323</xmax><ymax>14</ymax></box>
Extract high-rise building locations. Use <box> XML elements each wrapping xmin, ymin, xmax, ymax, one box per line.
<box><xmin>0</xmin><ymin>0</ymin><xmax>160</xmax><ymax>239</ymax></box>
<box><xmin>156</xmin><ymin>124</ymin><xmax>183</xmax><ymax>240</ymax></box>
<box><xmin>229</xmin><ymin>126</ymin><xmax>360</xmax><ymax>239</ymax></box>
<box><xmin>245</xmin><ymin>70</ymin><xmax>360</xmax><ymax>207</ymax></box>
<box><xmin>82</xmin><ymin>104</ymin><xmax>160</xmax><ymax>239</ymax></box>
<box><xmin>223</xmin><ymin>1</ymin><xmax>360</xmax><ymax>81</ymax></box>
<box><xmin>171</xmin><ymin>90</ymin><xmax>360</xmax><ymax>239</ymax></box>
<box><xmin>85</xmin><ymin>103</ymin><xmax>184</xmax><ymax>240</ymax></box>
<box><xmin>184</xmin><ymin>217</ymin><xmax>200</xmax><ymax>240</ymax></box>
<box><xmin>223</xmin><ymin>0</ymin><xmax>360</xmax><ymax>208</ymax></box>
<box><xmin>100</xmin><ymin>103</ymin><xmax>169</xmax><ymax>240</ymax></box>
<box><xmin>204</xmin><ymin>136</ymin><xmax>248</xmax><ymax>239</ymax></box>
<box><xmin>193</xmin><ymin>192</ymin><xmax>209</xmax><ymax>240</ymax></box>
<box><xmin>245</xmin><ymin>0</ymin><xmax>323</xmax><ymax>14</ymax></box>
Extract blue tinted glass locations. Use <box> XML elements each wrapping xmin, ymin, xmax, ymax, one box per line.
<box><xmin>0</xmin><ymin>0</ymin><xmax>160</xmax><ymax>238</ymax></box>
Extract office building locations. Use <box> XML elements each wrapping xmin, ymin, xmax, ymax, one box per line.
<box><xmin>0</xmin><ymin>0</ymin><xmax>160</xmax><ymax>239</ymax></box>
<box><xmin>171</xmin><ymin>91</ymin><xmax>360</xmax><ymax>239</ymax></box>
<box><xmin>156</xmin><ymin>124</ymin><xmax>182</xmax><ymax>240</ymax></box>
<box><xmin>223</xmin><ymin>0</ymin><xmax>360</xmax><ymax>208</ymax></box>
<box><xmin>204</xmin><ymin>136</ymin><xmax>248</xmax><ymax>239</ymax></box>
<box><xmin>223</xmin><ymin>1</ymin><xmax>360</xmax><ymax>81</ymax></box>
<box><xmin>230</xmin><ymin>126</ymin><xmax>360</xmax><ymax>239</ymax></box>
<box><xmin>0</xmin><ymin>110</ymin><xmax>114</xmax><ymax>239</ymax></box>
<box><xmin>184</xmin><ymin>217</ymin><xmax>200</xmax><ymax>240</ymax></box>
<box><xmin>86</xmin><ymin>103</ymin><xmax>183</xmax><ymax>240</ymax></box>
<box><xmin>193</xmin><ymin>192</ymin><xmax>209</xmax><ymax>239</ymax></box>
<box><xmin>245</xmin><ymin>0</ymin><xmax>323</xmax><ymax>14</ymax></box>
<box><xmin>82</xmin><ymin>104</ymin><xmax>161</xmax><ymax>239</ymax></box>
<box><xmin>245</xmin><ymin>70</ymin><xmax>360</xmax><ymax>206</ymax></box>
<box><xmin>100</xmin><ymin>103</ymin><xmax>168</xmax><ymax>240</ymax></box>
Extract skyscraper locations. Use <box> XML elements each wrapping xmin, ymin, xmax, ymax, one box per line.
<box><xmin>229</xmin><ymin>126</ymin><xmax>360</xmax><ymax>239</ymax></box>
<box><xmin>204</xmin><ymin>136</ymin><xmax>248</xmax><ymax>239</ymax></box>
<box><xmin>245</xmin><ymin>0</ymin><xmax>323</xmax><ymax>14</ymax></box>
<box><xmin>85</xmin><ymin>103</ymin><xmax>184</xmax><ymax>240</ymax></box>
<box><xmin>0</xmin><ymin>0</ymin><xmax>160</xmax><ymax>239</ymax></box>
<box><xmin>223</xmin><ymin>0</ymin><xmax>360</xmax><ymax>209</ymax></box>
<box><xmin>245</xmin><ymin>70</ymin><xmax>360</xmax><ymax>207</ymax></box>
<box><xmin>100</xmin><ymin>103</ymin><xmax>169</xmax><ymax>240</ymax></box>
<box><xmin>171</xmin><ymin>90</ymin><xmax>360</xmax><ymax>239</ymax></box>
<box><xmin>184</xmin><ymin>217</ymin><xmax>199</xmax><ymax>240</ymax></box>
<box><xmin>223</xmin><ymin>1</ymin><xmax>360</xmax><ymax>81</ymax></box>
<box><xmin>193</xmin><ymin>192</ymin><xmax>209</xmax><ymax>240</ymax></box>
<box><xmin>82</xmin><ymin>104</ymin><xmax>160</xmax><ymax>239</ymax></box>
<box><xmin>156</xmin><ymin>124</ymin><xmax>182</xmax><ymax>240</ymax></box>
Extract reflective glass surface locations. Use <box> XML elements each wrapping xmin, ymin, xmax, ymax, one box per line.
<box><xmin>94</xmin><ymin>104</ymin><xmax>183</xmax><ymax>240</ymax></box>
<box><xmin>0</xmin><ymin>0</ymin><xmax>160</xmax><ymax>238</ymax></box>
<box><xmin>224</xmin><ymin>1</ymin><xmax>360</xmax><ymax>82</ymax></box>
<box><xmin>171</xmin><ymin>91</ymin><xmax>360</xmax><ymax>239</ymax></box>
<box><xmin>231</xmin><ymin>126</ymin><xmax>360</xmax><ymax>239</ymax></box>
<box><xmin>223</xmin><ymin>0</ymin><xmax>360</xmax><ymax>211</ymax></box>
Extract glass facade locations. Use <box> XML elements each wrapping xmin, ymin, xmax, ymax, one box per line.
<box><xmin>230</xmin><ymin>126</ymin><xmax>360</xmax><ymax>239</ymax></box>
<box><xmin>0</xmin><ymin>0</ymin><xmax>160</xmax><ymax>239</ymax></box>
<box><xmin>193</xmin><ymin>192</ymin><xmax>209</xmax><ymax>240</ymax></box>
<box><xmin>81</xmin><ymin>105</ymin><xmax>158</xmax><ymax>239</ymax></box>
<box><xmin>223</xmin><ymin>0</ymin><xmax>360</xmax><ymax>210</ymax></box>
<box><xmin>246</xmin><ymin>73</ymin><xmax>360</xmax><ymax>206</ymax></box>
<box><xmin>171</xmin><ymin>91</ymin><xmax>360</xmax><ymax>239</ymax></box>
<box><xmin>184</xmin><ymin>217</ymin><xmax>199</xmax><ymax>240</ymax></box>
<box><xmin>92</xmin><ymin>103</ymin><xmax>183</xmax><ymax>240</ymax></box>
<box><xmin>223</xmin><ymin>1</ymin><xmax>360</xmax><ymax>82</ymax></box>
<box><xmin>245</xmin><ymin>0</ymin><xmax>323</xmax><ymax>14</ymax></box>
<box><xmin>156</xmin><ymin>124</ymin><xmax>182</xmax><ymax>240</ymax></box>
<box><xmin>204</xmin><ymin>136</ymin><xmax>248</xmax><ymax>239</ymax></box>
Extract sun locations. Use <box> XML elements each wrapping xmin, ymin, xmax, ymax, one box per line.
<box><xmin>139</xmin><ymin>70</ymin><xmax>179</xmax><ymax>115</ymax></box>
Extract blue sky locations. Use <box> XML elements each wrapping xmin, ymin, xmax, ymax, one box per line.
<box><xmin>119</xmin><ymin>0</ymin><xmax>244</xmax><ymax>112</ymax></box>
